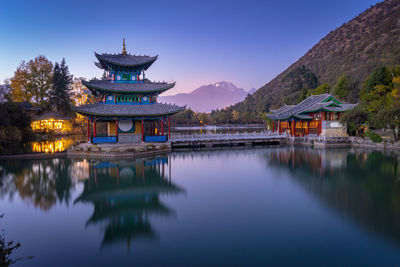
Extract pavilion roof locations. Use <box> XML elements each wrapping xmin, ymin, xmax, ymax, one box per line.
<box><xmin>33</xmin><ymin>111</ymin><xmax>72</xmax><ymax>121</ymax></box>
<box><xmin>269</xmin><ymin>104</ymin><xmax>295</xmax><ymax>114</ymax></box>
<box><xmin>267</xmin><ymin>93</ymin><xmax>357</xmax><ymax>120</ymax></box>
<box><xmin>82</xmin><ymin>80</ymin><xmax>175</xmax><ymax>94</ymax></box>
<box><xmin>73</xmin><ymin>103</ymin><xmax>185</xmax><ymax>118</ymax></box>
<box><xmin>95</xmin><ymin>52</ymin><xmax>157</xmax><ymax>70</ymax></box>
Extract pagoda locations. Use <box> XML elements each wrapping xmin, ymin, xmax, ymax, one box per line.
<box><xmin>73</xmin><ymin>39</ymin><xmax>185</xmax><ymax>144</ymax></box>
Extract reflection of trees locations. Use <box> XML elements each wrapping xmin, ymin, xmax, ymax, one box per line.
<box><xmin>0</xmin><ymin>158</ymin><xmax>78</xmax><ymax>211</ymax></box>
<box><xmin>267</xmin><ymin>147</ymin><xmax>400</xmax><ymax>245</ymax></box>
<box><xmin>75</xmin><ymin>157</ymin><xmax>183</xmax><ymax>249</ymax></box>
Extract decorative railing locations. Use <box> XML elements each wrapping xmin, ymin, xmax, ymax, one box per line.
<box><xmin>144</xmin><ymin>135</ymin><xmax>168</xmax><ymax>142</ymax></box>
<box><xmin>92</xmin><ymin>136</ymin><xmax>118</xmax><ymax>144</ymax></box>
<box><xmin>170</xmin><ymin>131</ymin><xmax>283</xmax><ymax>142</ymax></box>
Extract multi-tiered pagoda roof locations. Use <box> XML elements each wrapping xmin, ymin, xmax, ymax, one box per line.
<box><xmin>72</xmin><ymin>40</ymin><xmax>185</xmax><ymax>143</ymax></box>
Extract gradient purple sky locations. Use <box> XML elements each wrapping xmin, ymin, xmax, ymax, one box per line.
<box><xmin>0</xmin><ymin>0</ymin><xmax>381</xmax><ymax>95</ymax></box>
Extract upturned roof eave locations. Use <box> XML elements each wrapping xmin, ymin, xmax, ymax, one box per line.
<box><xmin>82</xmin><ymin>80</ymin><xmax>175</xmax><ymax>94</ymax></box>
<box><xmin>73</xmin><ymin>110</ymin><xmax>184</xmax><ymax>118</ymax></box>
<box><xmin>94</xmin><ymin>52</ymin><xmax>158</xmax><ymax>69</ymax></box>
<box><xmin>72</xmin><ymin>105</ymin><xmax>185</xmax><ymax>118</ymax></box>
<box><xmin>267</xmin><ymin>114</ymin><xmax>312</xmax><ymax>121</ymax></box>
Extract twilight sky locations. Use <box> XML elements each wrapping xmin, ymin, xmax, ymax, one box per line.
<box><xmin>0</xmin><ymin>0</ymin><xmax>380</xmax><ymax>95</ymax></box>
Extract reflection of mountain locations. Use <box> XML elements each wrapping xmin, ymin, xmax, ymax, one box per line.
<box><xmin>74</xmin><ymin>157</ymin><xmax>184</xmax><ymax>249</ymax></box>
<box><xmin>267</xmin><ymin>147</ymin><xmax>400</xmax><ymax>245</ymax></box>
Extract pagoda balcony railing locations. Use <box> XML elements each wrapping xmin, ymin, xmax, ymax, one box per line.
<box><xmin>144</xmin><ymin>135</ymin><xmax>168</xmax><ymax>142</ymax></box>
<box><xmin>91</xmin><ymin>135</ymin><xmax>118</xmax><ymax>144</ymax></box>
<box><xmin>110</xmin><ymin>80</ymin><xmax>145</xmax><ymax>84</ymax></box>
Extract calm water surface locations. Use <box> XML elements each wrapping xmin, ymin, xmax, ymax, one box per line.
<box><xmin>1</xmin><ymin>147</ymin><xmax>400</xmax><ymax>266</ymax></box>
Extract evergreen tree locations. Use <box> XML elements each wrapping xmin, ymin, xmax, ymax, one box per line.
<box><xmin>50</xmin><ymin>58</ymin><xmax>72</xmax><ymax>114</ymax></box>
<box><xmin>333</xmin><ymin>74</ymin><xmax>351</xmax><ymax>100</ymax></box>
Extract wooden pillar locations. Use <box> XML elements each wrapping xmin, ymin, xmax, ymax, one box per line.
<box><xmin>318</xmin><ymin>121</ymin><xmax>321</xmax><ymax>136</ymax></box>
<box><xmin>272</xmin><ymin>121</ymin><xmax>275</xmax><ymax>132</ymax></box>
<box><xmin>114</xmin><ymin>94</ymin><xmax>117</xmax><ymax>103</ymax></box>
<box><xmin>87</xmin><ymin>117</ymin><xmax>90</xmax><ymax>142</ymax></box>
<box><xmin>321</xmin><ymin>111</ymin><xmax>325</xmax><ymax>121</ymax></box>
<box><xmin>93</xmin><ymin>117</ymin><xmax>96</xmax><ymax>138</ymax></box>
<box><xmin>337</xmin><ymin>112</ymin><xmax>341</xmax><ymax>121</ymax></box>
<box><xmin>115</xmin><ymin>119</ymin><xmax>119</xmax><ymax>142</ymax></box>
<box><xmin>306</xmin><ymin>121</ymin><xmax>309</xmax><ymax>136</ymax></box>
<box><xmin>299</xmin><ymin>120</ymin><xmax>303</xmax><ymax>137</ymax></box>
<box><xmin>291</xmin><ymin>120</ymin><xmax>295</xmax><ymax>137</ymax></box>
<box><xmin>168</xmin><ymin>117</ymin><xmax>171</xmax><ymax>139</ymax></box>
<box><xmin>161</xmin><ymin>117</ymin><xmax>164</xmax><ymax>135</ymax></box>
<box><xmin>141</xmin><ymin>119</ymin><xmax>144</xmax><ymax>141</ymax></box>
<box><xmin>294</xmin><ymin>120</ymin><xmax>296</xmax><ymax>137</ymax></box>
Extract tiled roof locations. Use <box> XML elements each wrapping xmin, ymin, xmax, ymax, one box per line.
<box><xmin>33</xmin><ymin>112</ymin><xmax>72</xmax><ymax>121</ymax></box>
<box><xmin>73</xmin><ymin>103</ymin><xmax>185</xmax><ymax>117</ymax></box>
<box><xmin>270</xmin><ymin>105</ymin><xmax>295</xmax><ymax>114</ymax></box>
<box><xmin>267</xmin><ymin>94</ymin><xmax>357</xmax><ymax>120</ymax></box>
<box><xmin>95</xmin><ymin>52</ymin><xmax>157</xmax><ymax>70</ymax></box>
<box><xmin>82</xmin><ymin>80</ymin><xmax>175</xmax><ymax>94</ymax></box>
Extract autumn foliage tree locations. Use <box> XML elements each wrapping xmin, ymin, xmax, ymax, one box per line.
<box><xmin>10</xmin><ymin>61</ymin><xmax>31</xmax><ymax>103</ymax></box>
<box><xmin>10</xmin><ymin>56</ymin><xmax>53</xmax><ymax>110</ymax></box>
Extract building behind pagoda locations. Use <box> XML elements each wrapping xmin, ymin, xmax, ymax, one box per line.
<box><xmin>73</xmin><ymin>40</ymin><xmax>185</xmax><ymax>144</ymax></box>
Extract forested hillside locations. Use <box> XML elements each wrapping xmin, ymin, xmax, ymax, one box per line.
<box><xmin>222</xmin><ymin>0</ymin><xmax>400</xmax><ymax>121</ymax></box>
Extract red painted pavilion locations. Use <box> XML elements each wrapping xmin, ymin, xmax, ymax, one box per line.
<box><xmin>267</xmin><ymin>94</ymin><xmax>357</xmax><ymax>137</ymax></box>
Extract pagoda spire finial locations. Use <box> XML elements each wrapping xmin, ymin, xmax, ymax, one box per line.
<box><xmin>122</xmin><ymin>38</ymin><xmax>127</xmax><ymax>55</ymax></box>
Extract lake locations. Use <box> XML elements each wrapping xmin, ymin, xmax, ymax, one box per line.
<box><xmin>1</xmin><ymin>146</ymin><xmax>400</xmax><ymax>266</ymax></box>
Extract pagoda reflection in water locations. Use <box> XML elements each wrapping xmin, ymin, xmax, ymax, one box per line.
<box><xmin>75</xmin><ymin>156</ymin><xmax>184</xmax><ymax>249</ymax></box>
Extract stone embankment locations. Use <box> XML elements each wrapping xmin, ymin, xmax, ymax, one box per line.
<box><xmin>349</xmin><ymin>137</ymin><xmax>400</xmax><ymax>150</ymax></box>
<box><xmin>67</xmin><ymin>142</ymin><xmax>171</xmax><ymax>158</ymax></box>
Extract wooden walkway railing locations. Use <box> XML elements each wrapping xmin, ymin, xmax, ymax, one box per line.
<box><xmin>170</xmin><ymin>131</ymin><xmax>284</xmax><ymax>142</ymax></box>
<box><xmin>169</xmin><ymin>132</ymin><xmax>349</xmax><ymax>143</ymax></box>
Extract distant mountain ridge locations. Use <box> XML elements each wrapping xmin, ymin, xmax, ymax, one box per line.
<box><xmin>228</xmin><ymin>0</ymin><xmax>400</xmax><ymax>116</ymax></box>
<box><xmin>159</xmin><ymin>81</ymin><xmax>249</xmax><ymax>112</ymax></box>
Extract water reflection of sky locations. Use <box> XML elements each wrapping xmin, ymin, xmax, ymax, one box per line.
<box><xmin>1</xmin><ymin>147</ymin><xmax>400</xmax><ymax>266</ymax></box>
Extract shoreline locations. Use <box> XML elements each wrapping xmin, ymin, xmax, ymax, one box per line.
<box><xmin>1</xmin><ymin>136</ymin><xmax>399</xmax><ymax>160</ymax></box>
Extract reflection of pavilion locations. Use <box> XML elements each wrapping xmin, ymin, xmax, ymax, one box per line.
<box><xmin>267</xmin><ymin>148</ymin><xmax>400</xmax><ymax>246</ymax></box>
<box><xmin>267</xmin><ymin>146</ymin><xmax>348</xmax><ymax>177</ymax></box>
<box><xmin>75</xmin><ymin>156</ymin><xmax>184</xmax><ymax>249</ymax></box>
